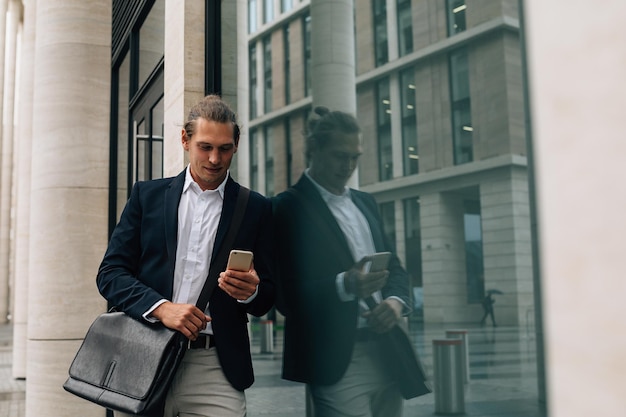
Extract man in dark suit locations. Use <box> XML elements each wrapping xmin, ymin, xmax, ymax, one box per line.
<box><xmin>97</xmin><ymin>95</ymin><xmax>274</xmax><ymax>417</ymax></box>
<box><xmin>273</xmin><ymin>107</ymin><xmax>411</xmax><ymax>417</ymax></box>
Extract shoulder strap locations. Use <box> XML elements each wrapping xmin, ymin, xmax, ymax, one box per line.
<box><xmin>196</xmin><ymin>187</ymin><xmax>250</xmax><ymax>310</ymax></box>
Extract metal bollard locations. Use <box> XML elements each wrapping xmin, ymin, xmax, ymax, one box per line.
<box><xmin>259</xmin><ymin>319</ymin><xmax>274</xmax><ymax>353</ymax></box>
<box><xmin>432</xmin><ymin>339</ymin><xmax>465</xmax><ymax>415</ymax></box>
<box><xmin>445</xmin><ymin>329</ymin><xmax>470</xmax><ymax>384</ymax></box>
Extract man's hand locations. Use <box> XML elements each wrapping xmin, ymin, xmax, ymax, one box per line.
<box><xmin>151</xmin><ymin>302</ymin><xmax>210</xmax><ymax>341</ymax></box>
<box><xmin>218</xmin><ymin>262</ymin><xmax>260</xmax><ymax>301</ymax></box>
<box><xmin>344</xmin><ymin>257</ymin><xmax>388</xmax><ymax>298</ymax></box>
<box><xmin>362</xmin><ymin>298</ymin><xmax>403</xmax><ymax>334</ymax></box>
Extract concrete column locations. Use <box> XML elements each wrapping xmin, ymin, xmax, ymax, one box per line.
<box><xmin>0</xmin><ymin>0</ymin><xmax>10</xmax><ymax>324</ymax></box>
<box><xmin>480</xmin><ymin>168</ymin><xmax>533</xmax><ymax>327</ymax></box>
<box><xmin>420</xmin><ymin>192</ymin><xmax>468</xmax><ymax>323</ymax></box>
<box><xmin>3</xmin><ymin>0</ymin><xmax>20</xmax><ymax>320</ymax></box>
<box><xmin>525</xmin><ymin>1</ymin><xmax>626</xmax><ymax>416</ymax></box>
<box><xmin>163</xmin><ymin>0</ymin><xmax>205</xmax><ymax>176</ymax></box>
<box><xmin>310</xmin><ymin>0</ymin><xmax>356</xmax><ymax>113</ymax></box>
<box><xmin>26</xmin><ymin>1</ymin><xmax>110</xmax><ymax>416</ymax></box>
<box><xmin>12</xmin><ymin>0</ymin><xmax>35</xmax><ymax>380</ymax></box>
<box><xmin>310</xmin><ymin>0</ymin><xmax>358</xmax><ymax>187</ymax></box>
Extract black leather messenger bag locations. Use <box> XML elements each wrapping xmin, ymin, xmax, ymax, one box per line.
<box><xmin>63</xmin><ymin>187</ymin><xmax>250</xmax><ymax>415</ymax></box>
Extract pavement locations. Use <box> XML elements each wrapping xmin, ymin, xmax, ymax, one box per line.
<box><xmin>0</xmin><ymin>319</ymin><xmax>547</xmax><ymax>417</ymax></box>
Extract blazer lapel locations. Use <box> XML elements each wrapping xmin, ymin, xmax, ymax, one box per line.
<box><xmin>294</xmin><ymin>175</ymin><xmax>354</xmax><ymax>264</ymax></box>
<box><xmin>164</xmin><ymin>170</ymin><xmax>186</xmax><ymax>276</ymax></box>
<box><xmin>211</xmin><ymin>176</ymin><xmax>239</xmax><ymax>261</ymax></box>
<box><xmin>351</xmin><ymin>193</ymin><xmax>386</xmax><ymax>252</ymax></box>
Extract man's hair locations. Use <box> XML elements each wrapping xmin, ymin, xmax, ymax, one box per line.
<box><xmin>305</xmin><ymin>106</ymin><xmax>361</xmax><ymax>160</ymax></box>
<box><xmin>183</xmin><ymin>94</ymin><xmax>241</xmax><ymax>144</ymax></box>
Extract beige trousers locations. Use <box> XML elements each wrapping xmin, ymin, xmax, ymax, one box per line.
<box><xmin>309</xmin><ymin>340</ymin><xmax>403</xmax><ymax>417</ymax></box>
<box><xmin>115</xmin><ymin>347</ymin><xmax>246</xmax><ymax>417</ymax></box>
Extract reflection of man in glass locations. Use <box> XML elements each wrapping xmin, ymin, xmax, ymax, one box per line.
<box><xmin>273</xmin><ymin>107</ymin><xmax>412</xmax><ymax>417</ymax></box>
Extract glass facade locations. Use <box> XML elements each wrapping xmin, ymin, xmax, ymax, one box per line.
<box><xmin>400</xmin><ymin>68</ymin><xmax>418</xmax><ymax>175</ymax></box>
<box><xmin>449</xmin><ymin>48</ymin><xmax>473</xmax><ymax>165</ymax></box>
<box><xmin>373</xmin><ymin>0</ymin><xmax>388</xmax><ymax>67</ymax></box>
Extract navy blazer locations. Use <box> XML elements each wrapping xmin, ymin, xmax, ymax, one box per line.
<box><xmin>272</xmin><ymin>174</ymin><xmax>410</xmax><ymax>386</ymax></box>
<box><xmin>97</xmin><ymin>171</ymin><xmax>275</xmax><ymax>391</ymax></box>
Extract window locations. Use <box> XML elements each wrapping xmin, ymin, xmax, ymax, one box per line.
<box><xmin>376</xmin><ymin>79</ymin><xmax>393</xmax><ymax>181</ymax></box>
<box><xmin>373</xmin><ymin>0</ymin><xmax>388</xmax><ymax>67</ymax></box>
<box><xmin>248</xmin><ymin>0</ymin><xmax>258</xmax><ymax>33</ymax></box>
<box><xmin>263</xmin><ymin>36</ymin><xmax>272</xmax><ymax>113</ymax></box>
<box><xmin>284</xmin><ymin>25</ymin><xmax>291</xmax><ymax>104</ymax></box>
<box><xmin>250</xmin><ymin>129</ymin><xmax>259</xmax><ymax>191</ymax></box>
<box><xmin>400</xmin><ymin>68</ymin><xmax>418</xmax><ymax>175</ymax></box>
<box><xmin>403</xmin><ymin>197</ymin><xmax>422</xmax><ymax>288</ymax></box>
<box><xmin>263</xmin><ymin>0</ymin><xmax>274</xmax><ymax>24</ymax></box>
<box><xmin>449</xmin><ymin>48</ymin><xmax>473</xmax><ymax>164</ymax></box>
<box><xmin>397</xmin><ymin>0</ymin><xmax>413</xmax><ymax>57</ymax></box>
<box><xmin>249</xmin><ymin>44</ymin><xmax>258</xmax><ymax>118</ymax></box>
<box><xmin>379</xmin><ymin>202</ymin><xmax>397</xmax><ymax>253</ymax></box>
<box><xmin>303</xmin><ymin>14</ymin><xmax>312</xmax><ymax>97</ymax></box>
<box><xmin>137</xmin><ymin>0</ymin><xmax>165</xmax><ymax>89</ymax></box>
<box><xmin>264</xmin><ymin>125</ymin><xmax>275</xmax><ymax>197</ymax></box>
<box><xmin>464</xmin><ymin>198</ymin><xmax>484</xmax><ymax>303</ymax></box>
<box><xmin>281</xmin><ymin>0</ymin><xmax>293</xmax><ymax>13</ymax></box>
<box><xmin>446</xmin><ymin>0</ymin><xmax>467</xmax><ymax>36</ymax></box>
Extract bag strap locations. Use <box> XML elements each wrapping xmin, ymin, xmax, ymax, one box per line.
<box><xmin>195</xmin><ymin>186</ymin><xmax>250</xmax><ymax>310</ymax></box>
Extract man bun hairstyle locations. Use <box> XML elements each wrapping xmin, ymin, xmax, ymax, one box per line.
<box><xmin>305</xmin><ymin>106</ymin><xmax>361</xmax><ymax>161</ymax></box>
<box><xmin>183</xmin><ymin>94</ymin><xmax>241</xmax><ymax>144</ymax></box>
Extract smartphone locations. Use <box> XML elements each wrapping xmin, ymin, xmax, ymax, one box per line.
<box><xmin>365</xmin><ymin>252</ymin><xmax>392</xmax><ymax>272</ymax></box>
<box><xmin>227</xmin><ymin>250</ymin><xmax>254</xmax><ymax>271</ymax></box>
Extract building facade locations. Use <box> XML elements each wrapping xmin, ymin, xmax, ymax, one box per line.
<box><xmin>0</xmin><ymin>0</ymin><xmax>535</xmax><ymax>416</ymax></box>
<box><xmin>241</xmin><ymin>0</ymin><xmax>533</xmax><ymax>326</ymax></box>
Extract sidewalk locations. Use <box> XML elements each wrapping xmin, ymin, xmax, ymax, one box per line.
<box><xmin>0</xmin><ymin>321</ymin><xmax>547</xmax><ymax>417</ymax></box>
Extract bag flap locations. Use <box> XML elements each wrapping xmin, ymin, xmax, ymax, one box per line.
<box><xmin>68</xmin><ymin>312</ymin><xmax>184</xmax><ymax>400</ymax></box>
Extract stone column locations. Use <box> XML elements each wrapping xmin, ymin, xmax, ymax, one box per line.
<box><xmin>420</xmin><ymin>192</ymin><xmax>468</xmax><ymax>323</ymax></box>
<box><xmin>0</xmin><ymin>0</ymin><xmax>10</xmax><ymax>324</ymax></box>
<box><xmin>26</xmin><ymin>1</ymin><xmax>110</xmax><ymax>416</ymax></box>
<box><xmin>3</xmin><ymin>0</ymin><xmax>20</xmax><ymax>319</ymax></box>
<box><xmin>480</xmin><ymin>168</ymin><xmax>533</xmax><ymax>327</ymax></box>
<box><xmin>12</xmin><ymin>0</ymin><xmax>35</xmax><ymax>379</ymax></box>
<box><xmin>310</xmin><ymin>0</ymin><xmax>358</xmax><ymax>187</ymax></box>
<box><xmin>310</xmin><ymin>0</ymin><xmax>356</xmax><ymax>113</ymax></box>
<box><xmin>163</xmin><ymin>0</ymin><xmax>206</xmax><ymax>176</ymax></box>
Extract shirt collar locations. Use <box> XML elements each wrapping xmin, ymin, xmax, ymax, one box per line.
<box><xmin>304</xmin><ymin>169</ymin><xmax>351</xmax><ymax>204</ymax></box>
<box><xmin>183</xmin><ymin>165</ymin><xmax>228</xmax><ymax>199</ymax></box>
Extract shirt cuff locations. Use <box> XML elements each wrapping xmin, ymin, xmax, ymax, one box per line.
<box><xmin>143</xmin><ymin>299</ymin><xmax>168</xmax><ymax>323</ymax></box>
<box><xmin>336</xmin><ymin>272</ymin><xmax>356</xmax><ymax>302</ymax></box>
<box><xmin>237</xmin><ymin>285</ymin><xmax>259</xmax><ymax>304</ymax></box>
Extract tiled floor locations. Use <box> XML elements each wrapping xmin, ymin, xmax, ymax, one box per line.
<box><xmin>0</xmin><ymin>321</ymin><xmax>547</xmax><ymax>417</ymax></box>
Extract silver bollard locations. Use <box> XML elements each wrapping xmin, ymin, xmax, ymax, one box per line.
<box><xmin>259</xmin><ymin>319</ymin><xmax>274</xmax><ymax>353</ymax></box>
<box><xmin>445</xmin><ymin>329</ymin><xmax>470</xmax><ymax>384</ymax></box>
<box><xmin>433</xmin><ymin>338</ymin><xmax>465</xmax><ymax>415</ymax></box>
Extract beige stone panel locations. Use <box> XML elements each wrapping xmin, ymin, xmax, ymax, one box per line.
<box><xmin>28</xmin><ymin>187</ymin><xmax>107</xmax><ymax>339</ymax></box>
<box><xmin>163</xmin><ymin>0</ymin><xmax>205</xmax><ymax>176</ymax></box>
<box><xmin>526</xmin><ymin>2</ymin><xmax>626</xmax><ymax>414</ymax></box>
<box><xmin>13</xmin><ymin>0</ymin><xmax>36</xmax><ymax>379</ymax></box>
<box><xmin>27</xmin><ymin>339</ymin><xmax>105</xmax><ymax>416</ymax></box>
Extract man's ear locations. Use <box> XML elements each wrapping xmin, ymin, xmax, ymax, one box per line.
<box><xmin>181</xmin><ymin>129</ymin><xmax>189</xmax><ymax>150</ymax></box>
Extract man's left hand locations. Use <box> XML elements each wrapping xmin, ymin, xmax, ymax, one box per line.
<box><xmin>363</xmin><ymin>298</ymin><xmax>403</xmax><ymax>333</ymax></box>
<box><xmin>218</xmin><ymin>263</ymin><xmax>260</xmax><ymax>301</ymax></box>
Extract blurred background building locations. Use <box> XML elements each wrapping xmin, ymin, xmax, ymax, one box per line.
<box><xmin>0</xmin><ymin>0</ymin><xmax>623</xmax><ymax>416</ymax></box>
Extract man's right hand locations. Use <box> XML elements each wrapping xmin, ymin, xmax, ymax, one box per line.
<box><xmin>344</xmin><ymin>257</ymin><xmax>389</xmax><ymax>298</ymax></box>
<box><xmin>150</xmin><ymin>302</ymin><xmax>211</xmax><ymax>341</ymax></box>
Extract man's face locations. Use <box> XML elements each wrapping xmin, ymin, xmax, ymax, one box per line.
<box><xmin>181</xmin><ymin>118</ymin><xmax>237</xmax><ymax>191</ymax></box>
<box><xmin>309</xmin><ymin>132</ymin><xmax>362</xmax><ymax>195</ymax></box>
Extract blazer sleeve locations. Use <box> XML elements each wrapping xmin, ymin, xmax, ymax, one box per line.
<box><xmin>96</xmin><ymin>182</ymin><xmax>169</xmax><ymax>320</ymax></box>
